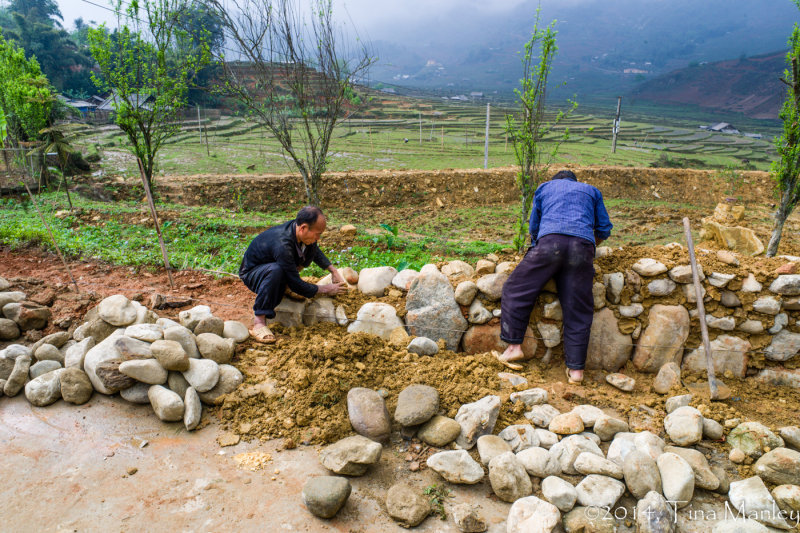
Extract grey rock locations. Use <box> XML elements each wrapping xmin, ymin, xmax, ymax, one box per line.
<box><xmin>194</xmin><ymin>316</ymin><xmax>224</xmax><ymax>336</ymax></box>
<box><xmin>222</xmin><ymin>320</ymin><xmax>249</xmax><ymax>343</ymax></box>
<box><xmin>476</xmin><ymin>272</ymin><xmax>508</xmax><ymax>301</ymax></box>
<box><xmin>347</xmin><ymin>387</ymin><xmax>391</xmax><ymax>442</ymax></box>
<box><xmin>593</xmin><ymin>415</ymin><xmax>629</xmax><ymax>441</ymax></box>
<box><xmin>467</xmin><ymin>299</ymin><xmax>492</xmax><ymax>324</ymax></box>
<box><xmin>780</xmin><ymin>426</ymin><xmax>800</xmax><ymax>450</ymax></box>
<box><xmin>34</xmin><ymin>344</ymin><xmax>63</xmax><ymax>364</ymax></box>
<box><xmin>498</xmin><ymin>424</ymin><xmax>539</xmax><ymax>453</ymax></box>
<box><xmin>575</xmin><ymin>474</ymin><xmax>626</xmax><ymax>508</ymax></box>
<box><xmin>666</xmin><ymin>394</ymin><xmax>693</xmax><ymax>413</ymax></box>
<box><xmin>575</xmin><ymin>452</ymin><xmax>623</xmax><ymax>479</ymax></box>
<box><xmin>754</xmin><ymin>448</ymin><xmax>800</xmax><ymax>486</ymax></box>
<box><xmin>720</xmin><ymin>290</ymin><xmax>742</xmax><ymax>307</ymax></box>
<box><xmin>347</xmin><ymin>302</ymin><xmax>404</xmax><ymax>340</ymax></box>
<box><xmin>197</xmin><ymin>364</ymin><xmax>243</xmax><ymax>405</ymax></box>
<box><xmin>417</xmin><ymin>415</ymin><xmax>461</xmax><ymax>447</ymax></box>
<box><xmin>712</xmin><ymin>519</ymin><xmax>769</xmax><ymax>533</ymax></box>
<box><xmin>770</xmin><ymin>275</ymin><xmax>800</xmax><ymax>295</ymax></box>
<box><xmin>525</xmin><ymin>404</ymin><xmax>561</xmax><ymax>427</ymax></box>
<box><xmin>78</xmin><ymin>317</ymin><xmax>118</xmax><ymax>344</ymax></box>
<box><xmin>623</xmin><ymin>449</ymin><xmax>662</xmax><ymax>499</ymax></box>
<box><xmin>64</xmin><ymin>337</ymin><xmax>95</xmax><ymax>369</ymax></box>
<box><xmin>178</xmin><ymin>305</ymin><xmax>213</xmax><ymax>331</ymax></box>
<box><xmin>120</xmin><ymin>382</ymin><xmax>151</xmax><ymax>404</ymax></box>
<box><xmin>183</xmin><ymin>387</ymin><xmax>202</xmax><ymax>430</ymax></box>
<box><xmin>653</xmin><ymin>362</ymin><xmax>681</xmax><ymax>394</ymax></box>
<box><xmin>507</xmin><ymin>496</ymin><xmax>562</xmax><ymax>533</ymax></box>
<box><xmin>550</xmin><ymin>434</ymin><xmax>604</xmax><ymax>475</ymax></box>
<box><xmin>119</xmin><ymin>359</ymin><xmax>168</xmax><ymax>385</ymax></box>
<box><xmin>454</xmin><ymin>395</ymin><xmax>500</xmax><ymax>449</ymax></box>
<box><xmin>636</xmin><ymin>491</ymin><xmax>676</xmax><ymax>533</ymax></box>
<box><xmin>664</xmin><ymin>405</ymin><xmax>704</xmax><ymax>446</ymax></box>
<box><xmin>302</xmin><ymin>476</ymin><xmax>351</xmax><ymax>519</ymax></box>
<box><xmin>60</xmin><ymin>367</ymin><xmax>93</xmax><ymax>405</ymax></box>
<box><xmin>405</xmin><ymin>267</ymin><xmax>467</xmax><ymax>350</ymax></box>
<box><xmin>113</xmin><ymin>335</ymin><xmax>153</xmax><ymax>359</ymax></box>
<box><xmin>657</xmin><ymin>452</ymin><xmax>694</xmax><ymax>509</ymax></box>
<box><xmin>765</xmin><ymin>330</ymin><xmax>800</xmax><ymax>362</ymax></box>
<box><xmin>320</xmin><ymin>435</ymin><xmax>382</xmax><ymax>476</ymax></box>
<box><xmin>665</xmin><ymin>446</ymin><xmax>720</xmax><ymax>490</ymax></box>
<box><xmin>168</xmin><ymin>371</ymin><xmax>191</xmax><ymax>399</ymax></box>
<box><xmin>604</xmin><ymin>272</ymin><xmax>624</xmax><ymax>304</ymax></box>
<box><xmin>586</xmin><ymin>308</ymin><xmax>633</xmax><ymax>372</ymax></box>
<box><xmin>195</xmin><ymin>333</ymin><xmax>235</xmax><ymax>364</ymax></box>
<box><xmin>632</xmin><ymin>305</ymin><xmax>690</xmax><ymax>373</ymax></box>
<box><xmin>542</xmin><ymin>475</ymin><xmax>577</xmax><ymax>512</ymax></box>
<box><xmin>123</xmin><ymin>323</ymin><xmax>163</xmax><ymax>342</ymax></box>
<box><xmin>427</xmin><ymin>450</ymin><xmax>484</xmax><ymax>484</ymax></box>
<box><xmin>509</xmin><ymin>387</ymin><xmax>548</xmax><ymax>407</ymax></box>
<box><xmin>0</xmin><ymin>318</ymin><xmax>20</xmax><ymax>340</ymax></box>
<box><xmin>0</xmin><ymin>353</ymin><xmax>13</xmax><ymax>381</ymax></box>
<box><xmin>688</xmin><ymin>332</ymin><xmax>753</xmax><ymax>378</ymax></box>
<box><xmin>0</xmin><ymin>290</ymin><xmax>26</xmax><ymax>308</ymax></box>
<box><xmin>593</xmin><ymin>282</ymin><xmax>607</xmax><ymax>310</ymax></box>
<box><xmin>394</xmin><ymin>384</ymin><xmax>438</xmax><ymax>426</ymax></box>
<box><xmin>648</xmin><ymin>279</ymin><xmax>676</xmax><ymax>296</ymax></box>
<box><xmin>24</xmin><ymin>369</ymin><xmax>63</xmax><ymax>406</ymax></box>
<box><xmin>488</xmin><ymin>451</ymin><xmax>531</xmax><ymax>502</ymax></box>
<box><xmin>406</xmin><ymin>337</ymin><xmax>438</xmax><ymax>356</ymax></box>
<box><xmin>707</xmin><ymin>315</ymin><xmax>736</xmax><ymax>331</ymax></box>
<box><xmin>704</xmin><ymin>418</ymin><xmax>724</xmax><ymax>440</ymax></box>
<box><xmin>29</xmin><ymin>360</ymin><xmax>61</xmax><ymax>378</ymax></box>
<box><xmin>770</xmin><ymin>312</ymin><xmax>790</xmax><ymax>334</ymax></box>
<box><xmin>3</xmin><ymin>301</ymin><xmax>50</xmax><ymax>330</ymax></box>
<box><xmin>772</xmin><ymin>484</ymin><xmax>800</xmax><ymax>514</ymax></box>
<box><xmin>163</xmin><ymin>325</ymin><xmax>200</xmax><ymax>359</ymax></box>
<box><xmin>605</xmin><ymin>373</ymin><xmax>635</xmax><ymax>391</ymax></box>
<box><xmin>147</xmin><ymin>385</ymin><xmax>184</xmax><ymax>421</ymax></box>
<box><xmin>151</xmin><ymin>339</ymin><xmax>190</xmax><ymax>371</ymax></box>
<box><xmin>712</xmin><ymin>465</ymin><xmax>730</xmax><ymax>494</ymax></box>
<box><xmin>729</xmin><ymin>476</ymin><xmax>792</xmax><ymax>529</ymax></box>
<box><xmin>386</xmin><ymin>483</ymin><xmax>429</xmax><ymax>527</ymax></box>
<box><xmin>391</xmin><ymin>269</ymin><xmax>420</xmax><ymax>291</ymax></box>
<box><xmin>97</xmin><ymin>294</ymin><xmax>137</xmax><ymax>326</ymax></box>
<box><xmin>516</xmin><ymin>446</ymin><xmax>561</xmax><ymax>477</ymax></box>
<box><xmin>451</xmin><ymin>503</ymin><xmax>487</xmax><ymax>533</ymax></box>
<box><xmin>182</xmin><ymin>358</ymin><xmax>220</xmax><ymax>393</ymax></box>
<box><xmin>4</xmin><ymin>354</ymin><xmax>32</xmax><ymax>396</ymax></box>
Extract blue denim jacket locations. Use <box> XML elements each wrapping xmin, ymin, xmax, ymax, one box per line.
<box><xmin>529</xmin><ymin>176</ymin><xmax>613</xmax><ymax>245</ymax></box>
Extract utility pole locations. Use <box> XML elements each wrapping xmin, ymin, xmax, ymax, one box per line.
<box><xmin>611</xmin><ymin>96</ymin><xmax>622</xmax><ymax>153</ymax></box>
<box><xmin>419</xmin><ymin>111</ymin><xmax>422</xmax><ymax>144</ymax></box>
<box><xmin>484</xmin><ymin>103</ymin><xmax>491</xmax><ymax>169</ymax></box>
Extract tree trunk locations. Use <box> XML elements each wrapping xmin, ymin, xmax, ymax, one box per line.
<box><xmin>767</xmin><ymin>213</ymin><xmax>786</xmax><ymax>257</ymax></box>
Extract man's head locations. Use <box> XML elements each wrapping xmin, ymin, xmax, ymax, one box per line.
<box><xmin>551</xmin><ymin>170</ymin><xmax>578</xmax><ymax>181</ymax></box>
<box><xmin>295</xmin><ymin>206</ymin><xmax>326</xmax><ymax>245</ymax></box>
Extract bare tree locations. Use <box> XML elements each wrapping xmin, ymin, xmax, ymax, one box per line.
<box><xmin>207</xmin><ymin>0</ymin><xmax>373</xmax><ymax>204</ymax></box>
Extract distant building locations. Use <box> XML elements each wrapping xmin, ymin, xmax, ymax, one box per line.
<box><xmin>97</xmin><ymin>91</ymin><xmax>155</xmax><ymax>112</ymax></box>
<box><xmin>380</xmin><ymin>87</ymin><xmax>396</xmax><ymax>94</ymax></box>
<box><xmin>744</xmin><ymin>132</ymin><xmax>763</xmax><ymax>139</ymax></box>
<box><xmin>469</xmin><ymin>91</ymin><xmax>484</xmax><ymax>98</ymax></box>
<box><xmin>709</xmin><ymin>122</ymin><xmax>741</xmax><ymax>134</ymax></box>
<box><xmin>623</xmin><ymin>68</ymin><xmax>649</xmax><ymax>74</ymax></box>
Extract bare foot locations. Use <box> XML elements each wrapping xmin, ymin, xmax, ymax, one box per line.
<box><xmin>565</xmin><ymin>368</ymin><xmax>584</xmax><ymax>384</ymax></box>
<box><xmin>500</xmin><ymin>344</ymin><xmax>526</xmax><ymax>363</ymax></box>
<box><xmin>491</xmin><ymin>350</ymin><xmax>523</xmax><ymax>370</ymax></box>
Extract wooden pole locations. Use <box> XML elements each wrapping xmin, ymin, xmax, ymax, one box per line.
<box><xmin>484</xmin><ymin>103</ymin><xmax>491</xmax><ymax>169</ymax></box>
<box><xmin>683</xmin><ymin>217</ymin><xmax>719</xmax><ymax>400</ymax></box>
<box><xmin>137</xmin><ymin>158</ymin><xmax>175</xmax><ymax>290</ymax></box>
<box><xmin>419</xmin><ymin>111</ymin><xmax>422</xmax><ymax>144</ymax></box>
<box><xmin>441</xmin><ymin>126</ymin><xmax>444</xmax><ymax>149</ymax></box>
<box><xmin>197</xmin><ymin>106</ymin><xmax>203</xmax><ymax>145</ymax></box>
<box><xmin>22</xmin><ymin>181</ymin><xmax>80</xmax><ymax>293</ymax></box>
<box><xmin>611</xmin><ymin>96</ymin><xmax>622</xmax><ymax>154</ymax></box>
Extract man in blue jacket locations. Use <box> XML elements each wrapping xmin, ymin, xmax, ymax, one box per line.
<box><xmin>496</xmin><ymin>170</ymin><xmax>613</xmax><ymax>383</ymax></box>
<box><xmin>240</xmin><ymin>206</ymin><xmax>345</xmax><ymax>343</ymax></box>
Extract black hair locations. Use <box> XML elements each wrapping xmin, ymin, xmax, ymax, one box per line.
<box><xmin>551</xmin><ymin>170</ymin><xmax>578</xmax><ymax>181</ymax></box>
<box><xmin>296</xmin><ymin>205</ymin><xmax>325</xmax><ymax>227</ymax></box>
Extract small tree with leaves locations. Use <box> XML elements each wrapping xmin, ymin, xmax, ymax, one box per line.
<box><xmin>505</xmin><ymin>11</ymin><xmax>575</xmax><ymax>251</ymax></box>
<box><xmin>767</xmin><ymin>4</ymin><xmax>800</xmax><ymax>257</ymax></box>
<box><xmin>0</xmin><ymin>33</ymin><xmax>52</xmax><ymax>144</ymax></box>
<box><xmin>207</xmin><ymin>0</ymin><xmax>372</xmax><ymax>205</ymax></box>
<box><xmin>87</xmin><ymin>0</ymin><xmax>210</xmax><ymax>194</ymax></box>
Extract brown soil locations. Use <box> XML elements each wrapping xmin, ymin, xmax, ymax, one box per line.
<box><xmin>4</xmin><ymin>246</ymin><xmax>800</xmax><ymax>452</ymax></box>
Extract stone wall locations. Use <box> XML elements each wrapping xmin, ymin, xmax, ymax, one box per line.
<box><xmin>284</xmin><ymin>246</ymin><xmax>800</xmax><ymax>389</ymax></box>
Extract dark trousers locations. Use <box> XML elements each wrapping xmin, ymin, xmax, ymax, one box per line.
<box><xmin>240</xmin><ymin>263</ymin><xmax>286</xmax><ymax>318</ymax></box>
<box><xmin>500</xmin><ymin>234</ymin><xmax>595</xmax><ymax>369</ymax></box>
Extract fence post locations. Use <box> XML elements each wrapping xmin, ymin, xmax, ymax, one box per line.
<box><xmin>137</xmin><ymin>158</ymin><xmax>175</xmax><ymax>290</ymax></box>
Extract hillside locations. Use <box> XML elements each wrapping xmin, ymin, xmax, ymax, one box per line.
<box><xmin>630</xmin><ymin>51</ymin><xmax>787</xmax><ymax>119</ymax></box>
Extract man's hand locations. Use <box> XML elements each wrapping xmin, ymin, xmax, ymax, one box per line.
<box><xmin>318</xmin><ymin>281</ymin><xmax>346</xmax><ymax>296</ymax></box>
<box><xmin>329</xmin><ymin>266</ymin><xmax>345</xmax><ymax>286</ymax></box>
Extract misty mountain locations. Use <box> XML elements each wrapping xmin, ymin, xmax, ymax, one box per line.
<box><xmin>365</xmin><ymin>0</ymin><xmax>796</xmax><ymax>104</ymax></box>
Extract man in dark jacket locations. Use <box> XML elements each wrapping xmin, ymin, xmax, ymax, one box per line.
<box><xmin>495</xmin><ymin>170</ymin><xmax>613</xmax><ymax>383</ymax></box>
<box><xmin>240</xmin><ymin>206</ymin><xmax>345</xmax><ymax>343</ymax></box>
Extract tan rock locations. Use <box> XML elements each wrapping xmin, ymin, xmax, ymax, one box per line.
<box><xmin>586</xmin><ymin>308</ymin><xmax>633</xmax><ymax>372</ymax></box>
<box><xmin>632</xmin><ymin>305</ymin><xmax>690</xmax><ymax>373</ymax></box>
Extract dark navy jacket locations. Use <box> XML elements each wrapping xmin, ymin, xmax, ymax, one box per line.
<box><xmin>239</xmin><ymin>220</ymin><xmax>332</xmax><ymax>298</ymax></box>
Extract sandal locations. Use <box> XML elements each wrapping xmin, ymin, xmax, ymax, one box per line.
<box><xmin>249</xmin><ymin>325</ymin><xmax>276</xmax><ymax>344</ymax></box>
<box><xmin>565</xmin><ymin>368</ymin><xmax>582</xmax><ymax>384</ymax></box>
<box><xmin>491</xmin><ymin>350</ymin><xmax>523</xmax><ymax>371</ymax></box>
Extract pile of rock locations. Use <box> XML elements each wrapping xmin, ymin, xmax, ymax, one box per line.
<box><xmin>0</xmin><ymin>293</ymin><xmax>247</xmax><ymax>431</ymax></box>
<box><xmin>0</xmin><ymin>278</ymin><xmax>52</xmax><ymax>342</ymax></box>
<box><xmin>303</xmin><ymin>381</ymin><xmax>800</xmax><ymax>532</ymax></box>
<box><xmin>269</xmin><ymin>252</ymin><xmax>800</xmax><ymax>391</ymax></box>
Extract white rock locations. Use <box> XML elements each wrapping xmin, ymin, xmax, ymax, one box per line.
<box><xmin>707</xmin><ymin>315</ymin><xmax>736</xmax><ymax>331</ymax></box>
<box><xmin>82</xmin><ymin>330</ymin><xmax>126</xmax><ymax>394</ymax></box>
<box><xmin>619</xmin><ymin>303</ymin><xmax>645</xmax><ymax>317</ymax></box>
<box><xmin>406</xmin><ymin>337</ymin><xmax>438</xmax><ymax>356</ymax></box>
<box><xmin>770</xmin><ymin>313</ymin><xmax>789</xmax><ymax>335</ymax></box>
<box><xmin>118</xmin><ymin>359</ymin><xmax>168</xmax><ymax>385</ymax></box>
<box><xmin>488</xmin><ymin>451</ymin><xmax>532</xmax><ymax>502</ymax></box>
<box><xmin>541</xmin><ymin>476</ymin><xmax>577</xmax><ymax>512</ymax></box>
<box><xmin>97</xmin><ymin>294</ymin><xmax>137</xmax><ymax>326</ymax></box>
<box><xmin>636</xmin><ymin>491</ymin><xmax>676</xmax><ymax>533</ymax></box>
<box><xmin>669</xmin><ymin>265</ymin><xmax>703</xmax><ymax>283</ymax></box>
<box><xmin>770</xmin><ymin>275</ymin><xmax>800</xmax><ymax>295</ymax></box>
<box><xmin>346</xmin><ymin>302</ymin><xmax>405</xmax><ymax>340</ymax></box>
<box><xmin>510</xmin><ymin>388</ymin><xmax>548</xmax><ymax>407</ymax></box>
<box><xmin>426</xmin><ymin>450</ymin><xmax>484</xmax><ymax>484</ymax></box>
<box><xmin>537</xmin><ymin>322</ymin><xmax>561</xmax><ymax>348</ymax></box>
<box><xmin>178</xmin><ymin>305</ymin><xmax>213</xmax><ymax>331</ymax></box>
<box><xmin>124</xmin><ymin>323</ymin><xmax>163</xmax><ymax>342</ymax></box>
<box><xmin>222</xmin><ymin>320</ymin><xmax>249</xmax><ymax>343</ymax></box>
<box><xmin>442</xmin><ymin>260</ymin><xmax>474</xmax><ymax>278</ymax></box>
<box><xmin>391</xmin><ymin>269</ymin><xmax>419</xmax><ymax>291</ymax></box>
<box><xmin>604</xmin><ymin>272</ymin><xmax>624</xmax><ymax>304</ymax></box>
<box><xmin>647</xmin><ymin>280</ymin><xmax>676</xmax><ymax>297</ymax></box>
<box><xmin>739</xmin><ymin>320</ymin><xmax>765</xmax><ymax>334</ymax></box>
<box><xmin>534</xmin><ymin>429</ymin><xmax>559</xmax><ymax>450</ymax></box>
<box><xmin>454</xmin><ymin>281</ymin><xmax>478</xmax><ymax>306</ymax></box>
<box><xmin>499</xmin><ymin>424</ymin><xmax>539</xmax><ymax>453</ymax></box>
<box><xmin>657</xmin><ymin>452</ymin><xmax>694</xmax><ymax>508</ymax></box>
<box><xmin>24</xmin><ymin>369</ymin><xmax>63</xmax><ymax>406</ymax></box>
<box><xmin>728</xmin><ymin>476</ymin><xmax>792</xmax><ymax>529</ymax></box>
<box><xmin>575</xmin><ymin>475</ymin><xmax>626</xmax><ymax>508</ymax></box>
<box><xmin>468</xmin><ymin>299</ymin><xmax>493</xmax><ymax>324</ymax></box>
<box><xmin>754</xmin><ymin>296</ymin><xmax>782</xmax><ymax>315</ymax></box>
<box><xmin>634</xmin><ymin>431</ymin><xmax>666</xmax><ymax>460</ymax></box>
<box><xmin>506</xmin><ymin>496</ymin><xmax>561</xmax><ymax>533</ymax></box>
<box><xmin>184</xmin><ymin>387</ymin><xmax>202</xmax><ymax>430</ymax></box>
<box><xmin>516</xmin><ymin>447</ymin><xmax>561</xmax><ymax>477</ymax></box>
<box><xmin>525</xmin><ymin>404</ymin><xmax>561</xmax><ymax>427</ymax></box>
<box><xmin>182</xmin><ymin>358</ymin><xmax>220</xmax><ymax>393</ymax></box>
<box><xmin>742</xmin><ymin>273</ymin><xmax>763</xmax><ymax>292</ymax></box>
<box><xmin>632</xmin><ymin>258</ymin><xmax>668</xmax><ymax>277</ymax></box>
<box><xmin>708</xmin><ymin>272</ymin><xmax>735</xmax><ymax>288</ymax></box>
<box><xmin>575</xmin><ymin>452</ymin><xmax>623</xmax><ymax>479</ymax></box>
<box><xmin>550</xmin><ymin>434</ymin><xmax>603</xmax><ymax>475</ymax></box>
<box><xmin>163</xmin><ymin>325</ymin><xmax>200</xmax><ymax>359</ymax></box>
<box><xmin>570</xmin><ymin>405</ymin><xmax>605</xmax><ymax>428</ymax></box>
<box><xmin>455</xmin><ymin>395</ymin><xmax>501</xmax><ymax>449</ymax></box>
<box><xmin>320</xmin><ymin>435</ymin><xmax>383</xmax><ymax>476</ymax></box>
<box><xmin>156</xmin><ymin>317</ymin><xmax>181</xmax><ymax>329</ymax></box>
<box><xmin>765</xmin><ymin>330</ymin><xmax>800</xmax><ymax>362</ymax></box>
<box><xmin>148</xmin><ymin>385</ymin><xmax>185</xmax><ymax>421</ymax></box>
<box><xmin>607</xmin><ymin>433</ymin><xmax>637</xmax><ymax>466</ymax></box>
<box><xmin>357</xmin><ymin>266</ymin><xmax>397</xmax><ymax>296</ymax></box>
<box><xmin>64</xmin><ymin>337</ymin><xmax>94</xmax><ymax>370</ymax></box>
<box><xmin>664</xmin><ymin>406</ymin><xmax>704</xmax><ymax>446</ymax></box>
<box><xmin>543</xmin><ymin>300</ymin><xmax>562</xmax><ymax>320</ymax></box>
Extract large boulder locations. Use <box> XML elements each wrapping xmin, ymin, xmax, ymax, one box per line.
<box><xmin>488</xmin><ymin>451</ymin><xmax>532</xmax><ymax>503</ymax></box>
<box><xmin>405</xmin><ymin>266</ymin><xmax>467</xmax><ymax>350</ymax></box>
<box><xmin>632</xmin><ymin>305</ymin><xmax>690</xmax><ymax>373</ymax></box>
<box><xmin>3</xmin><ymin>302</ymin><xmax>51</xmax><ymax>330</ymax></box>
<box><xmin>700</xmin><ymin>217</ymin><xmax>765</xmax><ymax>256</ymax></box>
<box><xmin>586</xmin><ymin>308</ymin><xmax>633</xmax><ymax>372</ymax></box>
<box><xmin>728</xmin><ymin>422</ymin><xmax>785</xmax><ymax>459</ymax></box>
<box><xmin>83</xmin><ymin>331</ymin><xmax>126</xmax><ymax>394</ymax></box>
<box><xmin>461</xmin><ymin>323</ymin><xmax>537</xmax><ymax>358</ymax></box>
<box><xmin>346</xmin><ymin>387</ymin><xmax>391</xmax><ymax>442</ymax></box>
<box><xmin>346</xmin><ymin>303</ymin><xmax>404</xmax><ymax>340</ymax></box>
<box><xmin>682</xmin><ymin>334</ymin><xmax>751</xmax><ymax>378</ymax></box>
<box><xmin>506</xmin><ymin>496</ymin><xmax>561</xmax><ymax>533</ymax></box>
<box><xmin>728</xmin><ymin>476</ymin><xmax>793</xmax><ymax>529</ymax></box>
